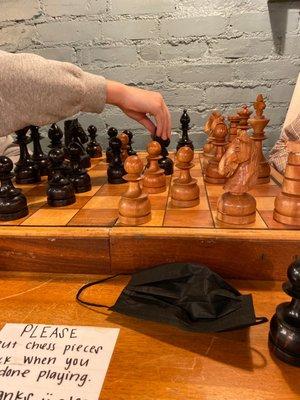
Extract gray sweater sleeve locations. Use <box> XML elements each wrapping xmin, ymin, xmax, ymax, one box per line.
<box><xmin>0</xmin><ymin>51</ymin><xmax>106</xmax><ymax>137</ymax></box>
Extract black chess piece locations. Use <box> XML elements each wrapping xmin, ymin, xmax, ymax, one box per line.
<box><xmin>106</xmin><ymin>127</ymin><xmax>118</xmax><ymax>163</ymax></box>
<box><xmin>0</xmin><ymin>156</ymin><xmax>29</xmax><ymax>221</ymax></box>
<box><xmin>152</xmin><ymin>134</ymin><xmax>174</xmax><ymax>175</ymax></box>
<box><xmin>14</xmin><ymin>127</ymin><xmax>41</xmax><ymax>184</ymax></box>
<box><xmin>269</xmin><ymin>259</ymin><xmax>300</xmax><ymax>366</ymax></box>
<box><xmin>68</xmin><ymin>141</ymin><xmax>92</xmax><ymax>193</ymax></box>
<box><xmin>177</xmin><ymin>109</ymin><xmax>194</xmax><ymax>152</ymax></box>
<box><xmin>47</xmin><ymin>148</ymin><xmax>76</xmax><ymax>207</ymax></box>
<box><xmin>48</xmin><ymin>123</ymin><xmax>64</xmax><ymax>150</ymax></box>
<box><xmin>123</xmin><ymin>130</ymin><xmax>137</xmax><ymax>156</ymax></box>
<box><xmin>86</xmin><ymin>125</ymin><xmax>102</xmax><ymax>158</ymax></box>
<box><xmin>107</xmin><ymin>137</ymin><xmax>126</xmax><ymax>184</ymax></box>
<box><xmin>30</xmin><ymin>126</ymin><xmax>50</xmax><ymax>176</ymax></box>
<box><xmin>64</xmin><ymin>119</ymin><xmax>91</xmax><ymax>169</ymax></box>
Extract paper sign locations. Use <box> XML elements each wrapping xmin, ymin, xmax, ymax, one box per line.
<box><xmin>0</xmin><ymin>323</ymin><xmax>119</xmax><ymax>400</ymax></box>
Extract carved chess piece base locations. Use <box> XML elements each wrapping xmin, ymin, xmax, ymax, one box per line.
<box><xmin>205</xmin><ymin>162</ymin><xmax>226</xmax><ymax>184</ymax></box>
<box><xmin>119</xmin><ymin>195</ymin><xmax>151</xmax><ymax>225</ymax></box>
<box><xmin>142</xmin><ymin>171</ymin><xmax>166</xmax><ymax>194</ymax></box>
<box><xmin>171</xmin><ymin>180</ymin><xmax>199</xmax><ymax>208</ymax></box>
<box><xmin>217</xmin><ymin>192</ymin><xmax>256</xmax><ymax>225</ymax></box>
<box><xmin>47</xmin><ymin>195</ymin><xmax>76</xmax><ymax>207</ymax></box>
<box><xmin>274</xmin><ymin>193</ymin><xmax>300</xmax><ymax>225</ymax></box>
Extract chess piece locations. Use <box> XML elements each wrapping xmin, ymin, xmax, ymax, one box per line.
<box><xmin>123</xmin><ymin>130</ymin><xmax>137</xmax><ymax>156</ymax></box>
<box><xmin>0</xmin><ymin>156</ymin><xmax>29</xmax><ymax>221</ymax></box>
<box><xmin>14</xmin><ymin>127</ymin><xmax>41</xmax><ymax>184</ymax></box>
<box><xmin>47</xmin><ymin>148</ymin><xmax>76</xmax><ymax>207</ymax></box>
<box><xmin>204</xmin><ymin>116</ymin><xmax>228</xmax><ymax>184</ymax></box>
<box><xmin>68</xmin><ymin>141</ymin><xmax>92</xmax><ymax>193</ymax></box>
<box><xmin>117</xmin><ymin>132</ymin><xmax>129</xmax><ymax>163</ymax></box>
<box><xmin>106</xmin><ymin>127</ymin><xmax>118</xmax><ymax>163</ymax></box>
<box><xmin>64</xmin><ymin>119</ymin><xmax>91</xmax><ymax>169</ymax></box>
<box><xmin>217</xmin><ymin>131</ymin><xmax>259</xmax><ymax>225</ymax></box>
<box><xmin>171</xmin><ymin>146</ymin><xmax>200</xmax><ymax>208</ymax></box>
<box><xmin>118</xmin><ymin>155</ymin><xmax>151</xmax><ymax>226</ymax></box>
<box><xmin>248</xmin><ymin>94</ymin><xmax>271</xmax><ymax>184</ymax></box>
<box><xmin>237</xmin><ymin>105</ymin><xmax>252</xmax><ymax>134</ymax></box>
<box><xmin>269</xmin><ymin>259</ymin><xmax>300</xmax><ymax>366</ymax></box>
<box><xmin>86</xmin><ymin>125</ymin><xmax>102</xmax><ymax>158</ymax></box>
<box><xmin>227</xmin><ymin>114</ymin><xmax>240</xmax><ymax>143</ymax></box>
<box><xmin>273</xmin><ymin>141</ymin><xmax>300</xmax><ymax>225</ymax></box>
<box><xmin>177</xmin><ymin>109</ymin><xmax>194</xmax><ymax>151</ymax></box>
<box><xmin>107</xmin><ymin>137</ymin><xmax>126</xmax><ymax>184</ymax></box>
<box><xmin>143</xmin><ymin>141</ymin><xmax>166</xmax><ymax>194</ymax></box>
<box><xmin>152</xmin><ymin>134</ymin><xmax>174</xmax><ymax>175</ymax></box>
<box><xmin>30</xmin><ymin>126</ymin><xmax>51</xmax><ymax>176</ymax></box>
<box><xmin>203</xmin><ymin>111</ymin><xmax>221</xmax><ymax>172</ymax></box>
<box><xmin>48</xmin><ymin>123</ymin><xmax>64</xmax><ymax>150</ymax></box>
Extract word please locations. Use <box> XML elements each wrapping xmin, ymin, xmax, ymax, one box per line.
<box><xmin>20</xmin><ymin>325</ymin><xmax>78</xmax><ymax>339</ymax></box>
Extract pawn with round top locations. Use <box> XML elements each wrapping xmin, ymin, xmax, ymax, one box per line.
<box><xmin>118</xmin><ymin>155</ymin><xmax>151</xmax><ymax>226</ymax></box>
<box><xmin>86</xmin><ymin>125</ymin><xmax>102</xmax><ymax>158</ymax></box>
<box><xmin>269</xmin><ymin>259</ymin><xmax>300</xmax><ymax>366</ymax></box>
<box><xmin>106</xmin><ymin>127</ymin><xmax>118</xmax><ymax>163</ymax></box>
<box><xmin>0</xmin><ymin>156</ymin><xmax>29</xmax><ymax>221</ymax></box>
<box><xmin>143</xmin><ymin>141</ymin><xmax>166</xmax><ymax>194</ymax></box>
<box><xmin>171</xmin><ymin>146</ymin><xmax>200</xmax><ymax>208</ymax></box>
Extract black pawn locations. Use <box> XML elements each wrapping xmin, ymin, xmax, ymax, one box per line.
<box><xmin>68</xmin><ymin>141</ymin><xmax>92</xmax><ymax>193</ymax></box>
<box><xmin>269</xmin><ymin>259</ymin><xmax>300</xmax><ymax>366</ymax></box>
<box><xmin>152</xmin><ymin>134</ymin><xmax>174</xmax><ymax>175</ymax></box>
<box><xmin>30</xmin><ymin>126</ymin><xmax>50</xmax><ymax>176</ymax></box>
<box><xmin>106</xmin><ymin>127</ymin><xmax>118</xmax><ymax>163</ymax></box>
<box><xmin>177</xmin><ymin>109</ymin><xmax>194</xmax><ymax>152</ymax></box>
<box><xmin>47</xmin><ymin>148</ymin><xmax>76</xmax><ymax>207</ymax></box>
<box><xmin>86</xmin><ymin>125</ymin><xmax>102</xmax><ymax>158</ymax></box>
<box><xmin>123</xmin><ymin>130</ymin><xmax>137</xmax><ymax>156</ymax></box>
<box><xmin>48</xmin><ymin>123</ymin><xmax>64</xmax><ymax>150</ymax></box>
<box><xmin>107</xmin><ymin>137</ymin><xmax>125</xmax><ymax>184</ymax></box>
<box><xmin>14</xmin><ymin>128</ymin><xmax>41</xmax><ymax>184</ymax></box>
<box><xmin>64</xmin><ymin>119</ymin><xmax>91</xmax><ymax>169</ymax></box>
<box><xmin>0</xmin><ymin>156</ymin><xmax>29</xmax><ymax>221</ymax></box>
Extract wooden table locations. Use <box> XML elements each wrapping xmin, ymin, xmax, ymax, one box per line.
<box><xmin>0</xmin><ymin>272</ymin><xmax>299</xmax><ymax>399</ymax></box>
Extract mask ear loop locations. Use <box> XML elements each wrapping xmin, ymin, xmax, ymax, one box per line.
<box><xmin>253</xmin><ymin>316</ymin><xmax>268</xmax><ymax>326</ymax></box>
<box><xmin>76</xmin><ymin>274</ymin><xmax>130</xmax><ymax>308</ymax></box>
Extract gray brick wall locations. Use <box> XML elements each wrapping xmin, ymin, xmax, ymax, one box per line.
<box><xmin>0</xmin><ymin>0</ymin><xmax>299</xmax><ymax>152</ymax></box>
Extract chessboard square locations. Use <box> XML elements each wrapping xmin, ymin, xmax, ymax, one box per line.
<box><xmin>42</xmin><ymin>196</ymin><xmax>91</xmax><ymax>210</ymax></box>
<box><xmin>164</xmin><ymin>210</ymin><xmax>214</xmax><ymax>228</ymax></box>
<box><xmin>96</xmin><ymin>183</ymin><xmax>128</xmax><ymax>196</ymax></box>
<box><xmin>68</xmin><ymin>209</ymin><xmax>118</xmax><ymax>227</ymax></box>
<box><xmin>260</xmin><ymin>210</ymin><xmax>300</xmax><ymax>230</ymax></box>
<box><xmin>205</xmin><ymin>185</ymin><xmax>224</xmax><ymax>197</ymax></box>
<box><xmin>83</xmin><ymin>195</ymin><xmax>120</xmax><ymax>209</ymax></box>
<box><xmin>142</xmin><ymin>210</ymin><xmax>165</xmax><ymax>226</ymax></box>
<box><xmin>26</xmin><ymin>196</ymin><xmax>47</xmax><ymax>209</ymax></box>
<box><xmin>212</xmin><ymin>210</ymin><xmax>268</xmax><ymax>229</ymax></box>
<box><xmin>25</xmin><ymin>185</ymin><xmax>47</xmax><ymax>196</ymax></box>
<box><xmin>256</xmin><ymin>196</ymin><xmax>276</xmax><ymax>211</ymax></box>
<box><xmin>90</xmin><ymin>176</ymin><xmax>107</xmax><ymax>186</ymax></box>
<box><xmin>149</xmin><ymin>195</ymin><xmax>168</xmax><ymax>210</ymax></box>
<box><xmin>0</xmin><ymin>203</ymin><xmax>39</xmax><ymax>226</ymax></box>
<box><xmin>21</xmin><ymin>209</ymin><xmax>78</xmax><ymax>226</ymax></box>
<box><xmin>207</xmin><ymin>196</ymin><xmax>218</xmax><ymax>211</ymax></box>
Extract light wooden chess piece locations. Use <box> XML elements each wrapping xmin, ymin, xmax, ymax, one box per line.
<box><xmin>143</xmin><ymin>141</ymin><xmax>166</xmax><ymax>194</ymax></box>
<box><xmin>204</xmin><ymin>116</ymin><xmax>228</xmax><ymax>184</ymax></box>
<box><xmin>217</xmin><ymin>131</ymin><xmax>259</xmax><ymax>225</ymax></box>
<box><xmin>237</xmin><ymin>105</ymin><xmax>252</xmax><ymax>134</ymax></box>
<box><xmin>273</xmin><ymin>141</ymin><xmax>300</xmax><ymax>226</ymax></box>
<box><xmin>202</xmin><ymin>111</ymin><xmax>221</xmax><ymax>172</ymax></box>
<box><xmin>118</xmin><ymin>155</ymin><xmax>151</xmax><ymax>226</ymax></box>
<box><xmin>171</xmin><ymin>146</ymin><xmax>200</xmax><ymax>208</ymax></box>
<box><xmin>117</xmin><ymin>132</ymin><xmax>129</xmax><ymax>163</ymax></box>
<box><xmin>228</xmin><ymin>114</ymin><xmax>240</xmax><ymax>142</ymax></box>
<box><xmin>248</xmin><ymin>94</ymin><xmax>271</xmax><ymax>184</ymax></box>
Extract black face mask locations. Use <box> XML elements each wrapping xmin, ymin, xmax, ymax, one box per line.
<box><xmin>77</xmin><ymin>263</ymin><xmax>267</xmax><ymax>332</ymax></box>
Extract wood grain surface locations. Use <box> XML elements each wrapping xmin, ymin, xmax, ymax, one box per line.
<box><xmin>0</xmin><ymin>272</ymin><xmax>299</xmax><ymax>400</ymax></box>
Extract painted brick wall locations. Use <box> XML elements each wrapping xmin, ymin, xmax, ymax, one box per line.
<box><xmin>0</xmin><ymin>0</ymin><xmax>299</xmax><ymax>151</ymax></box>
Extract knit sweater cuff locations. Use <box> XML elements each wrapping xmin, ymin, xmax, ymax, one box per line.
<box><xmin>81</xmin><ymin>72</ymin><xmax>107</xmax><ymax>114</ymax></box>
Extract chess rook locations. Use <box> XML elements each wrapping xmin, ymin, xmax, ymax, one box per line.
<box><xmin>177</xmin><ymin>109</ymin><xmax>194</xmax><ymax>151</ymax></box>
<box><xmin>143</xmin><ymin>141</ymin><xmax>166</xmax><ymax>194</ymax></box>
<box><xmin>0</xmin><ymin>156</ymin><xmax>29</xmax><ymax>221</ymax></box>
<box><xmin>118</xmin><ymin>155</ymin><xmax>151</xmax><ymax>226</ymax></box>
<box><xmin>106</xmin><ymin>127</ymin><xmax>118</xmax><ymax>163</ymax></box>
<box><xmin>171</xmin><ymin>146</ymin><xmax>200</xmax><ymax>208</ymax></box>
<box><xmin>273</xmin><ymin>141</ymin><xmax>300</xmax><ymax>226</ymax></box>
<box><xmin>269</xmin><ymin>259</ymin><xmax>300</xmax><ymax>366</ymax></box>
<box><xmin>86</xmin><ymin>125</ymin><xmax>102</xmax><ymax>158</ymax></box>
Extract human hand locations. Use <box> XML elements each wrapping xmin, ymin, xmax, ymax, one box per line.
<box><xmin>106</xmin><ymin>80</ymin><xmax>171</xmax><ymax>140</ymax></box>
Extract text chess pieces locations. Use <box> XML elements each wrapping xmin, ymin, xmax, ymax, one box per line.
<box><xmin>269</xmin><ymin>259</ymin><xmax>300</xmax><ymax>366</ymax></box>
<box><xmin>273</xmin><ymin>141</ymin><xmax>300</xmax><ymax>226</ymax></box>
<box><xmin>106</xmin><ymin>127</ymin><xmax>118</xmax><ymax>163</ymax></box>
<box><xmin>248</xmin><ymin>94</ymin><xmax>271</xmax><ymax>184</ymax></box>
<box><xmin>0</xmin><ymin>156</ymin><xmax>29</xmax><ymax>221</ymax></box>
<box><xmin>68</xmin><ymin>141</ymin><xmax>92</xmax><ymax>193</ymax></box>
<box><xmin>107</xmin><ymin>136</ymin><xmax>126</xmax><ymax>184</ymax></box>
<box><xmin>118</xmin><ymin>155</ymin><xmax>151</xmax><ymax>226</ymax></box>
<box><xmin>123</xmin><ymin>130</ymin><xmax>137</xmax><ymax>156</ymax></box>
<box><xmin>152</xmin><ymin>133</ymin><xmax>174</xmax><ymax>175</ymax></box>
<box><xmin>86</xmin><ymin>125</ymin><xmax>102</xmax><ymax>158</ymax></box>
<box><xmin>217</xmin><ymin>131</ymin><xmax>259</xmax><ymax>225</ymax></box>
<box><xmin>227</xmin><ymin>114</ymin><xmax>240</xmax><ymax>143</ymax></box>
<box><xmin>14</xmin><ymin>127</ymin><xmax>41</xmax><ymax>184</ymax></box>
<box><xmin>47</xmin><ymin>148</ymin><xmax>76</xmax><ymax>207</ymax></box>
<box><xmin>143</xmin><ymin>141</ymin><xmax>166</xmax><ymax>194</ymax></box>
<box><xmin>204</xmin><ymin>116</ymin><xmax>228</xmax><ymax>184</ymax></box>
<box><xmin>171</xmin><ymin>146</ymin><xmax>200</xmax><ymax>208</ymax></box>
<box><xmin>177</xmin><ymin>109</ymin><xmax>194</xmax><ymax>151</ymax></box>
<box><xmin>30</xmin><ymin>126</ymin><xmax>50</xmax><ymax>176</ymax></box>
<box><xmin>117</xmin><ymin>132</ymin><xmax>129</xmax><ymax>163</ymax></box>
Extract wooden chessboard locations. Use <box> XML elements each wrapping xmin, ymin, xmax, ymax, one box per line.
<box><xmin>0</xmin><ymin>152</ymin><xmax>299</xmax><ymax>280</ymax></box>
